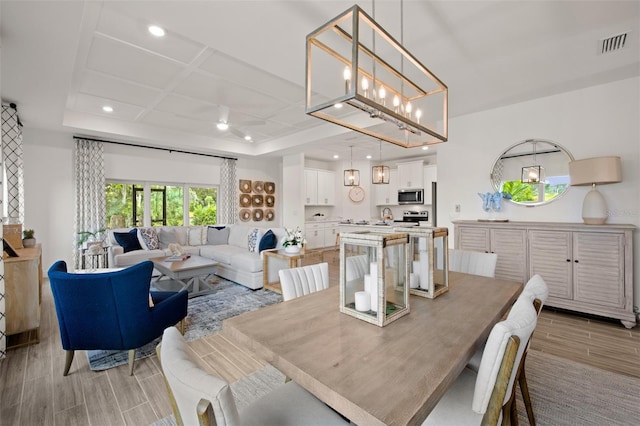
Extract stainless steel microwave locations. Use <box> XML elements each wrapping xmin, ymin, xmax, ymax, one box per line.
<box><xmin>398</xmin><ymin>189</ymin><xmax>424</xmax><ymax>205</ymax></box>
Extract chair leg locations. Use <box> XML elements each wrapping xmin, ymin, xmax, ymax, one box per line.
<box><xmin>63</xmin><ymin>350</ymin><xmax>75</xmax><ymax>376</ymax></box>
<box><xmin>180</xmin><ymin>319</ymin><xmax>185</xmax><ymax>335</ymax></box>
<box><xmin>520</xmin><ymin>367</ymin><xmax>536</xmax><ymax>426</ymax></box>
<box><xmin>128</xmin><ymin>349</ymin><xmax>136</xmax><ymax>376</ymax></box>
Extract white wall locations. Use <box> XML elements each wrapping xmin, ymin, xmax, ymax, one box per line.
<box><xmin>23</xmin><ymin>128</ymin><xmax>281</xmax><ymax>271</ymax></box>
<box><xmin>438</xmin><ymin>76</ymin><xmax>640</xmax><ymax>309</ymax></box>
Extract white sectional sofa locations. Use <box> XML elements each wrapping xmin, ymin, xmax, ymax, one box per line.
<box><xmin>107</xmin><ymin>224</ymin><xmax>288</xmax><ymax>290</ymax></box>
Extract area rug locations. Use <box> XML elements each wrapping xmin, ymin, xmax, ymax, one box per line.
<box><xmin>86</xmin><ymin>279</ymin><xmax>282</xmax><ymax>371</ymax></box>
<box><xmin>516</xmin><ymin>350</ymin><xmax>640</xmax><ymax>425</ymax></box>
<box><xmin>152</xmin><ymin>365</ymin><xmax>286</xmax><ymax>426</ymax></box>
<box><xmin>153</xmin><ymin>349</ymin><xmax>640</xmax><ymax>425</ymax></box>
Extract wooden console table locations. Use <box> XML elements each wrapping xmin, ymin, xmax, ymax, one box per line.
<box><xmin>262</xmin><ymin>248</ymin><xmax>323</xmax><ymax>293</ymax></box>
<box><xmin>5</xmin><ymin>244</ymin><xmax>43</xmax><ymax>348</ymax></box>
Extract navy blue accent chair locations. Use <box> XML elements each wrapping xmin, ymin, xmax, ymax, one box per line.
<box><xmin>48</xmin><ymin>260</ymin><xmax>188</xmax><ymax>376</ymax></box>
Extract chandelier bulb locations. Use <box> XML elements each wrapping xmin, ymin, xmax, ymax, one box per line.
<box><xmin>406</xmin><ymin>102</ymin><xmax>412</xmax><ymax>113</ymax></box>
<box><xmin>343</xmin><ymin>67</ymin><xmax>351</xmax><ymax>81</ymax></box>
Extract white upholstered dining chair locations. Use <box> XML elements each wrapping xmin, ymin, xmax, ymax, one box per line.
<box><xmin>422</xmin><ymin>295</ymin><xmax>538</xmax><ymax>426</ymax></box>
<box><xmin>511</xmin><ymin>274</ymin><xmax>549</xmax><ymax>425</ymax></box>
<box><xmin>157</xmin><ymin>327</ymin><xmax>348</xmax><ymax>426</ymax></box>
<box><xmin>278</xmin><ymin>262</ymin><xmax>330</xmax><ymax>301</ymax></box>
<box><xmin>448</xmin><ymin>249</ymin><xmax>498</xmax><ymax>278</ymax></box>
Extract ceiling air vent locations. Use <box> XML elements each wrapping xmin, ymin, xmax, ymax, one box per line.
<box><xmin>599</xmin><ymin>32</ymin><xmax>628</xmax><ymax>54</ymax></box>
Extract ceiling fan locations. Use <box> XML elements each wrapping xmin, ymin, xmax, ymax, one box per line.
<box><xmin>216</xmin><ymin>105</ymin><xmax>265</xmax><ymax>142</ymax></box>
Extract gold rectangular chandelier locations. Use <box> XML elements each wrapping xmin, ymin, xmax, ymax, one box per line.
<box><xmin>306</xmin><ymin>5</ymin><xmax>448</xmax><ymax>148</ymax></box>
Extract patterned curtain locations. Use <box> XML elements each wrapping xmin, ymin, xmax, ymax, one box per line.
<box><xmin>74</xmin><ymin>139</ymin><xmax>106</xmax><ymax>269</ymax></box>
<box><xmin>1</xmin><ymin>105</ymin><xmax>24</xmax><ymax>223</ymax></box>
<box><xmin>0</xmin><ymin>104</ymin><xmax>23</xmax><ymax>358</ymax></box>
<box><xmin>219</xmin><ymin>158</ymin><xmax>237</xmax><ymax>224</ymax></box>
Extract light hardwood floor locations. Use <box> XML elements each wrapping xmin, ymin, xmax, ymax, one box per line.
<box><xmin>0</xmin><ymin>249</ymin><xmax>638</xmax><ymax>425</ymax></box>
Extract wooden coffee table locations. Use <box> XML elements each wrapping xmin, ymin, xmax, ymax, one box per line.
<box><xmin>150</xmin><ymin>255</ymin><xmax>219</xmax><ymax>298</ymax></box>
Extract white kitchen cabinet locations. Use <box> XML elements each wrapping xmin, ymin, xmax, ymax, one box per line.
<box><xmin>374</xmin><ymin>169</ymin><xmax>399</xmax><ymax>206</ymax></box>
<box><xmin>317</xmin><ymin>170</ymin><xmax>335</xmax><ymax>205</ymax></box>
<box><xmin>423</xmin><ymin>164</ymin><xmax>437</xmax><ymax>204</ymax></box>
<box><xmin>454</xmin><ymin>220</ymin><xmax>635</xmax><ymax>328</ymax></box>
<box><xmin>397</xmin><ymin>160</ymin><xmax>424</xmax><ymax>188</ymax></box>
<box><xmin>305</xmin><ymin>221</ymin><xmax>340</xmax><ymax>249</ymax></box>
<box><xmin>304</xmin><ymin>169</ymin><xmax>335</xmax><ymax>205</ymax></box>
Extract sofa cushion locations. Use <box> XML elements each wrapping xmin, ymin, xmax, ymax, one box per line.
<box><xmin>207</xmin><ymin>226</ymin><xmax>230</xmax><ymax>245</ymax></box>
<box><xmin>228</xmin><ymin>225</ymin><xmax>250</xmax><ymax>249</ymax></box>
<box><xmin>138</xmin><ymin>227</ymin><xmax>159</xmax><ymax>250</ymax></box>
<box><xmin>113</xmin><ymin>229</ymin><xmax>143</xmax><ymax>253</ymax></box>
<box><xmin>230</xmin><ymin>250</ymin><xmax>263</xmax><ymax>273</ymax></box>
<box><xmin>114</xmin><ymin>249</ymin><xmax>165</xmax><ymax>266</ymax></box>
<box><xmin>259</xmin><ymin>229</ymin><xmax>277</xmax><ymax>253</ymax></box>
<box><xmin>248</xmin><ymin>228</ymin><xmax>263</xmax><ymax>253</ymax></box>
<box><xmin>199</xmin><ymin>244</ymin><xmax>246</xmax><ymax>266</ymax></box>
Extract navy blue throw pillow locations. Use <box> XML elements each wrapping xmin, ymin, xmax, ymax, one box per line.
<box><xmin>113</xmin><ymin>229</ymin><xmax>143</xmax><ymax>253</ymax></box>
<box><xmin>258</xmin><ymin>229</ymin><xmax>277</xmax><ymax>253</ymax></box>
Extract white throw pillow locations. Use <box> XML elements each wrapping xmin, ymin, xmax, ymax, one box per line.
<box><xmin>188</xmin><ymin>226</ymin><xmax>205</xmax><ymax>246</ymax></box>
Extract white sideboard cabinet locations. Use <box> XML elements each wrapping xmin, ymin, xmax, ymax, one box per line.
<box><xmin>454</xmin><ymin>221</ymin><xmax>635</xmax><ymax>328</ymax></box>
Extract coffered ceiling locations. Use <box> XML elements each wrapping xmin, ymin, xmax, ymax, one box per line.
<box><xmin>1</xmin><ymin>1</ymin><xmax>638</xmax><ymax>163</ymax></box>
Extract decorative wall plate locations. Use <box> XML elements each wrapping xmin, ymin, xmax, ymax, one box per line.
<box><xmin>265</xmin><ymin>209</ymin><xmax>275</xmax><ymax>221</ymax></box>
<box><xmin>252</xmin><ymin>194</ymin><xmax>264</xmax><ymax>207</ymax></box>
<box><xmin>252</xmin><ymin>209</ymin><xmax>264</xmax><ymax>221</ymax></box>
<box><xmin>252</xmin><ymin>181</ymin><xmax>264</xmax><ymax>193</ymax></box>
<box><xmin>264</xmin><ymin>182</ymin><xmax>276</xmax><ymax>194</ymax></box>
<box><xmin>265</xmin><ymin>195</ymin><xmax>275</xmax><ymax>207</ymax></box>
<box><xmin>240</xmin><ymin>193</ymin><xmax>252</xmax><ymax>207</ymax></box>
<box><xmin>239</xmin><ymin>209</ymin><xmax>251</xmax><ymax>222</ymax></box>
<box><xmin>240</xmin><ymin>180</ymin><xmax>252</xmax><ymax>193</ymax></box>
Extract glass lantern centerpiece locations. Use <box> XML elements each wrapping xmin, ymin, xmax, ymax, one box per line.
<box><xmin>398</xmin><ymin>226</ymin><xmax>449</xmax><ymax>299</ymax></box>
<box><xmin>339</xmin><ymin>231</ymin><xmax>410</xmax><ymax>327</ymax></box>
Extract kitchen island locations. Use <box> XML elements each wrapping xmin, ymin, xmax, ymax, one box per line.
<box><xmin>338</xmin><ymin>222</ymin><xmax>418</xmax><ymax>234</ymax></box>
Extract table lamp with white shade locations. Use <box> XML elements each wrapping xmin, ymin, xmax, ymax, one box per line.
<box><xmin>568</xmin><ymin>156</ymin><xmax>622</xmax><ymax>225</ymax></box>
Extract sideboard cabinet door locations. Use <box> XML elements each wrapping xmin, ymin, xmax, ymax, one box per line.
<box><xmin>573</xmin><ymin>232</ymin><xmax>625</xmax><ymax>309</ymax></box>
<box><xmin>528</xmin><ymin>230</ymin><xmax>573</xmax><ymax>300</ymax></box>
<box><xmin>490</xmin><ymin>229</ymin><xmax>527</xmax><ymax>283</ymax></box>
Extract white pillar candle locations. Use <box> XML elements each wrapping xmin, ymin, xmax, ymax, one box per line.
<box><xmin>370</xmin><ymin>262</ymin><xmax>378</xmax><ymax>313</ymax></box>
<box><xmin>355</xmin><ymin>291</ymin><xmax>371</xmax><ymax>312</ymax></box>
<box><xmin>364</xmin><ymin>274</ymin><xmax>371</xmax><ymax>293</ymax></box>
<box><xmin>419</xmin><ymin>251</ymin><xmax>430</xmax><ymax>290</ymax></box>
<box><xmin>418</xmin><ymin>237</ymin><xmax>428</xmax><ymax>252</ymax></box>
<box><xmin>410</xmin><ymin>272</ymin><xmax>420</xmax><ymax>289</ymax></box>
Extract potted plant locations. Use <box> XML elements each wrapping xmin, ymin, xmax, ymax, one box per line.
<box><xmin>22</xmin><ymin>229</ymin><xmax>36</xmax><ymax>248</ymax></box>
<box><xmin>77</xmin><ymin>228</ymin><xmax>106</xmax><ymax>252</ymax></box>
<box><xmin>281</xmin><ymin>227</ymin><xmax>305</xmax><ymax>254</ymax></box>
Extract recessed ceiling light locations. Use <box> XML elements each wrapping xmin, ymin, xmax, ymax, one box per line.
<box><xmin>333</xmin><ymin>154</ymin><xmax>339</xmax><ymax>159</ymax></box>
<box><xmin>422</xmin><ymin>146</ymin><xmax>429</xmax><ymax>150</ymax></box>
<box><xmin>244</xmin><ymin>135</ymin><xmax>252</xmax><ymax>141</ymax></box>
<box><xmin>148</xmin><ymin>25</ymin><xmax>165</xmax><ymax>37</ymax></box>
<box><xmin>216</xmin><ymin>122</ymin><xmax>229</xmax><ymax>131</ymax></box>
<box><xmin>366</xmin><ymin>155</ymin><xmax>372</xmax><ymax>159</ymax></box>
<box><xmin>102</xmin><ymin>106</ymin><xmax>113</xmax><ymax>113</ymax></box>
<box><xmin>334</xmin><ymin>103</ymin><xmax>343</xmax><ymax>109</ymax></box>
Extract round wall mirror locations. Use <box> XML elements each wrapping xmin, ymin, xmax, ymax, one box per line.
<box><xmin>490</xmin><ymin>139</ymin><xmax>574</xmax><ymax>206</ymax></box>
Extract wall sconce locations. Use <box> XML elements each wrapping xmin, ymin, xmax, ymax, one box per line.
<box><xmin>569</xmin><ymin>156</ymin><xmax>622</xmax><ymax>224</ymax></box>
<box><xmin>305</xmin><ymin>5</ymin><xmax>448</xmax><ymax>148</ymax></box>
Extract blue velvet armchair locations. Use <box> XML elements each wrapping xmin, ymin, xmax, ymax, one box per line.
<box><xmin>48</xmin><ymin>260</ymin><xmax>188</xmax><ymax>376</ymax></box>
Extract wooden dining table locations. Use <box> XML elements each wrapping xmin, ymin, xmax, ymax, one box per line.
<box><xmin>222</xmin><ymin>271</ymin><xmax>522</xmax><ymax>426</ymax></box>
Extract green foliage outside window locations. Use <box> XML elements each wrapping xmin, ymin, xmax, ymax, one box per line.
<box><xmin>105</xmin><ymin>183</ymin><xmax>217</xmax><ymax>228</ymax></box>
<box><xmin>501</xmin><ymin>180</ymin><xmax>568</xmax><ymax>203</ymax></box>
